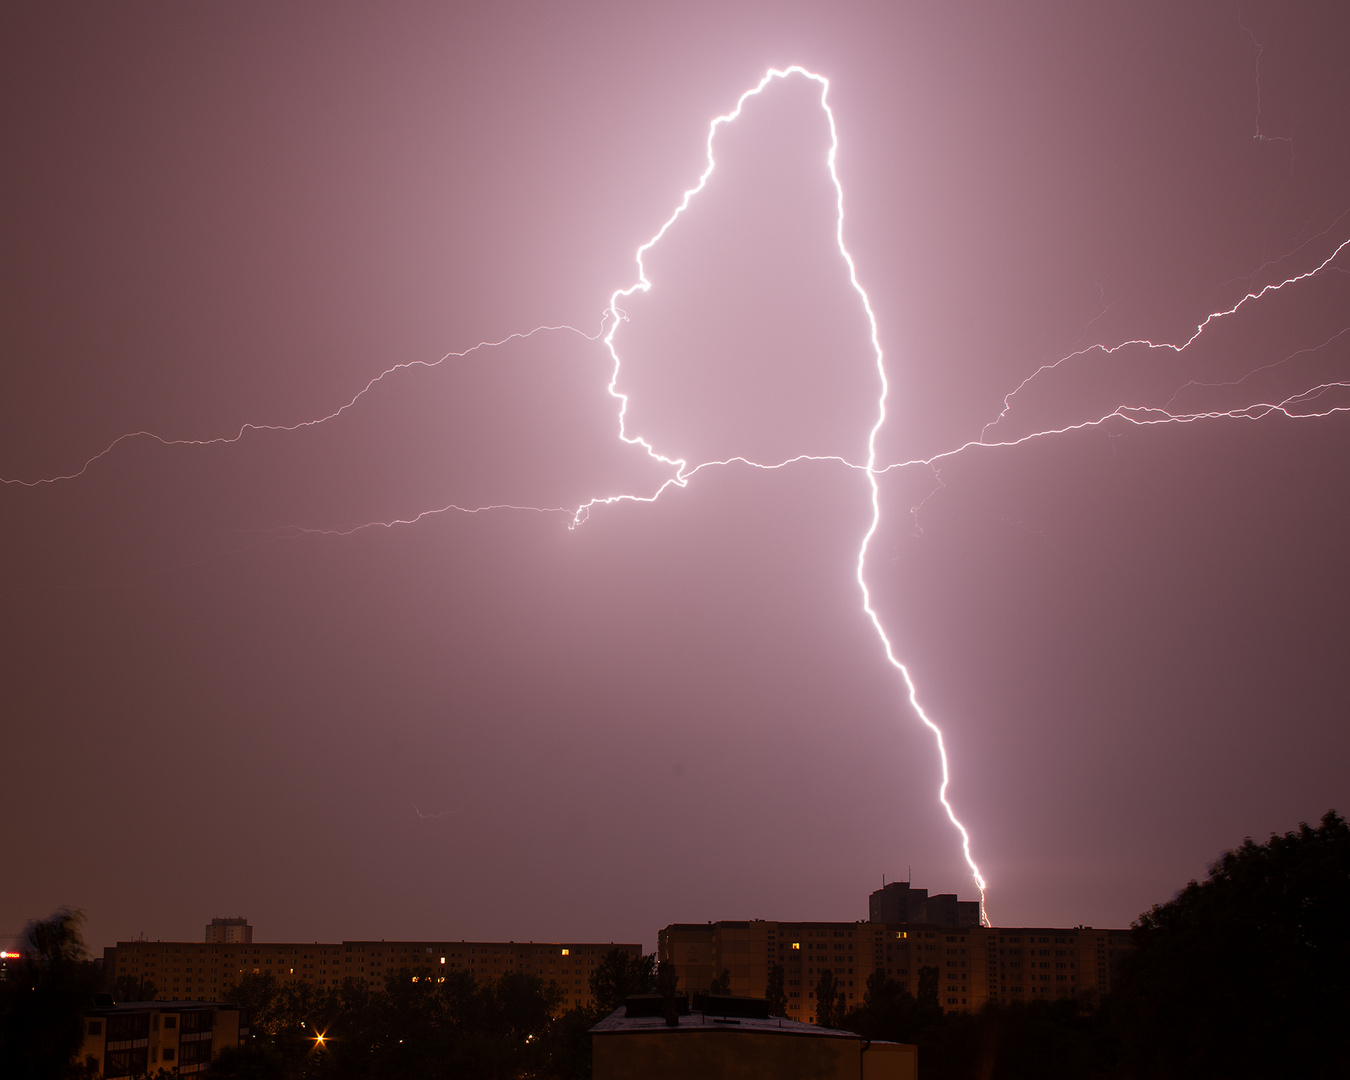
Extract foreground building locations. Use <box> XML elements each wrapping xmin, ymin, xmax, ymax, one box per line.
<box><xmin>591</xmin><ymin>993</ymin><xmax>916</xmax><ymax>1080</ymax></box>
<box><xmin>79</xmin><ymin>999</ymin><xmax>246</xmax><ymax>1078</ymax></box>
<box><xmin>103</xmin><ymin>937</ymin><xmax>641</xmax><ymax>1012</ymax></box>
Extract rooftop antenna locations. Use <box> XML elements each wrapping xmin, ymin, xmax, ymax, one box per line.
<box><xmin>908</xmin><ymin>866</ymin><xmax>912</xmax><ymax>884</ymax></box>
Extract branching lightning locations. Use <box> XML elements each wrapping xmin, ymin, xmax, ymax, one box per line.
<box><xmin>575</xmin><ymin>66</ymin><xmax>994</xmax><ymax>915</ymax></box>
<box><xmin>6</xmin><ymin>59</ymin><xmax>1349</xmax><ymax>924</ymax></box>
<box><xmin>0</xmin><ymin>323</ymin><xmax>602</xmax><ymax>488</ymax></box>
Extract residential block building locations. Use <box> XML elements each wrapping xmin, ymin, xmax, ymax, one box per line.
<box><xmin>79</xmin><ymin>999</ymin><xmax>246</xmax><ymax>1078</ymax></box>
<box><xmin>102</xmin><ymin>937</ymin><xmax>641</xmax><ymax>1013</ymax></box>
<box><xmin>204</xmin><ymin>917</ymin><xmax>252</xmax><ymax>944</ymax></box>
<box><xmin>660</xmin><ymin>918</ymin><xmax>1132</xmax><ymax>1022</ymax></box>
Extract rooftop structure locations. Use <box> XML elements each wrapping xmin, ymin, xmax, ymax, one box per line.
<box><xmin>204</xmin><ymin>917</ymin><xmax>252</xmax><ymax>944</ymax></box>
<box><xmin>591</xmin><ymin>995</ymin><xmax>916</xmax><ymax>1080</ymax></box>
<box><xmin>868</xmin><ymin>881</ymin><xmax>982</xmax><ymax>927</ymax></box>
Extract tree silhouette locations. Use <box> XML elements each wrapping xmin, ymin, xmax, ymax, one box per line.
<box><xmin>765</xmin><ymin>963</ymin><xmax>788</xmax><ymax>1017</ymax></box>
<box><xmin>586</xmin><ymin>949</ymin><xmax>655</xmax><ymax>1014</ymax></box>
<box><xmin>1111</xmin><ymin>809</ymin><xmax>1350</xmax><ymax>1080</ymax></box>
<box><xmin>813</xmin><ymin>969</ymin><xmax>840</xmax><ymax>1028</ymax></box>
<box><xmin>0</xmin><ymin>909</ymin><xmax>103</xmax><ymax>1080</ymax></box>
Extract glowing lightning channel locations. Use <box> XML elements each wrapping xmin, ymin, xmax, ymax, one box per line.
<box><xmin>574</xmin><ymin>66</ymin><xmax>990</xmax><ymax>920</ymax></box>
<box><xmin>982</xmin><ymin>234</ymin><xmax>1350</xmax><ymax>443</ymax></box>
<box><xmin>1</xmin><ymin>322</ymin><xmax>603</xmax><ymax>488</ymax></box>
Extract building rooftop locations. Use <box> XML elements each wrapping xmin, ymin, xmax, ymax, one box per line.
<box><xmin>86</xmin><ymin>999</ymin><xmax>238</xmax><ymax>1013</ymax></box>
<box><xmin>591</xmin><ymin>1006</ymin><xmax>857</xmax><ymax>1040</ymax></box>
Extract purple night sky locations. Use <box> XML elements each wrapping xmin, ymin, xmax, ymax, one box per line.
<box><xmin>3</xmin><ymin>2</ymin><xmax>1348</xmax><ymax>953</ymax></box>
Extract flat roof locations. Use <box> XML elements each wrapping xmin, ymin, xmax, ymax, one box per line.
<box><xmin>85</xmin><ymin>1001</ymin><xmax>239</xmax><ymax>1013</ymax></box>
<box><xmin>591</xmin><ymin>1007</ymin><xmax>858</xmax><ymax>1040</ymax></box>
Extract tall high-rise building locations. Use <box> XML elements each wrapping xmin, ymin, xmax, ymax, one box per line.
<box><xmin>204</xmin><ymin>918</ymin><xmax>252</xmax><ymax>944</ymax></box>
<box><xmin>867</xmin><ymin>882</ymin><xmax>981</xmax><ymax>927</ymax></box>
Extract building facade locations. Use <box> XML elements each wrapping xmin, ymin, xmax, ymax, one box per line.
<box><xmin>79</xmin><ymin>1000</ymin><xmax>245</xmax><ymax>1078</ymax></box>
<box><xmin>660</xmin><ymin>920</ymin><xmax>1132</xmax><ymax>1021</ymax></box>
<box><xmin>205</xmin><ymin>917</ymin><xmax>252</xmax><ymax>944</ymax></box>
<box><xmin>102</xmin><ymin>938</ymin><xmax>641</xmax><ymax>1012</ymax></box>
<box><xmin>591</xmin><ymin>997</ymin><xmax>916</xmax><ymax>1080</ymax></box>
<box><xmin>868</xmin><ymin>882</ymin><xmax>982</xmax><ymax>927</ymax></box>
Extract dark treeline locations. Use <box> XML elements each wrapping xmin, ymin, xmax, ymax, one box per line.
<box><xmin>2</xmin><ymin>811</ymin><xmax>1345</xmax><ymax>1078</ymax></box>
<box><xmin>204</xmin><ymin>948</ymin><xmax>653</xmax><ymax>1080</ymax></box>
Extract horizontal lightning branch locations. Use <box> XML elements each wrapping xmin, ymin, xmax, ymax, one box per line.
<box><xmin>0</xmin><ymin>322</ymin><xmax>603</xmax><ymax>487</ymax></box>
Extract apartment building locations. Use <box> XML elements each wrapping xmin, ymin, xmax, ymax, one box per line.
<box><xmin>659</xmin><ymin>919</ymin><xmax>1131</xmax><ymax>1022</ymax></box>
<box><xmin>102</xmin><ymin>938</ymin><xmax>641</xmax><ymax>1012</ymax></box>
<box><xmin>79</xmin><ymin>999</ymin><xmax>245</xmax><ymax>1078</ymax></box>
<box><xmin>204</xmin><ymin>917</ymin><xmax>252</xmax><ymax>944</ymax></box>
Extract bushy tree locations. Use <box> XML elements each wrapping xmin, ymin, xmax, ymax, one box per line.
<box><xmin>109</xmin><ymin>974</ymin><xmax>158</xmax><ymax>1002</ymax></box>
<box><xmin>1110</xmin><ymin>809</ymin><xmax>1350</xmax><ymax>1079</ymax></box>
<box><xmin>765</xmin><ymin>963</ymin><xmax>787</xmax><ymax>1017</ymax></box>
<box><xmin>656</xmin><ymin>961</ymin><xmax>681</xmax><ymax>1026</ymax></box>
<box><xmin>211</xmin><ymin>963</ymin><xmax>567</xmax><ymax>1079</ymax></box>
<box><xmin>813</xmin><ymin>969</ymin><xmax>840</xmax><ymax>1028</ymax></box>
<box><xmin>586</xmin><ymin>949</ymin><xmax>655</xmax><ymax>1014</ymax></box>
<box><xmin>0</xmin><ymin>909</ymin><xmax>104</xmax><ymax>1080</ymax></box>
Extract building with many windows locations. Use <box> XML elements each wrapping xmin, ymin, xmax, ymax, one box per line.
<box><xmin>204</xmin><ymin>917</ymin><xmax>252</xmax><ymax>944</ymax></box>
<box><xmin>660</xmin><ymin>918</ymin><xmax>1132</xmax><ymax>1022</ymax></box>
<box><xmin>102</xmin><ymin>937</ymin><xmax>641</xmax><ymax>1012</ymax></box>
<box><xmin>79</xmin><ymin>999</ymin><xmax>246</xmax><ymax>1078</ymax></box>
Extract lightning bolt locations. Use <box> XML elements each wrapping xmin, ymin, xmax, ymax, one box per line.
<box><xmin>571</xmin><ymin>66</ymin><xmax>990</xmax><ymax>919</ymax></box>
<box><xmin>6</xmin><ymin>59</ymin><xmax>1349</xmax><ymax>926</ymax></box>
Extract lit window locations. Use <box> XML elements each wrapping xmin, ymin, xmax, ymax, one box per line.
<box><xmin>561</xmin><ymin>949</ymin><xmax>569</xmax><ymax>956</ymax></box>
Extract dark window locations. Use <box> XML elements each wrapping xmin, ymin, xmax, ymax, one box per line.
<box><xmin>180</xmin><ymin>1040</ymin><xmax>213</xmax><ymax>1065</ymax></box>
<box><xmin>163</xmin><ymin>1048</ymin><xmax>175</xmax><ymax>1060</ymax></box>
<box><xmin>163</xmin><ymin>1015</ymin><xmax>177</xmax><ymax>1029</ymax></box>
<box><xmin>106</xmin><ymin>1014</ymin><xmax>150</xmax><ymax>1042</ymax></box>
<box><xmin>87</xmin><ymin>1021</ymin><xmax>102</xmax><ymax>1036</ymax></box>
<box><xmin>180</xmin><ymin>1010</ymin><xmax>213</xmax><ymax>1034</ymax></box>
<box><xmin>104</xmin><ymin>1048</ymin><xmax>149</xmax><ymax>1078</ymax></box>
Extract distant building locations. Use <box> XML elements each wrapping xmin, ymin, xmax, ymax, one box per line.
<box><xmin>78</xmin><ymin>999</ymin><xmax>246</xmax><ymax>1078</ymax></box>
<box><xmin>868</xmin><ymin>882</ymin><xmax>981</xmax><ymax>927</ymax></box>
<box><xmin>591</xmin><ymin>993</ymin><xmax>916</xmax><ymax>1080</ymax></box>
<box><xmin>102</xmin><ymin>937</ymin><xmax>641</xmax><ymax>1013</ymax></box>
<box><xmin>660</xmin><ymin>918</ymin><xmax>1133</xmax><ymax>1021</ymax></box>
<box><xmin>205</xmin><ymin>917</ymin><xmax>252</xmax><ymax>944</ymax></box>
